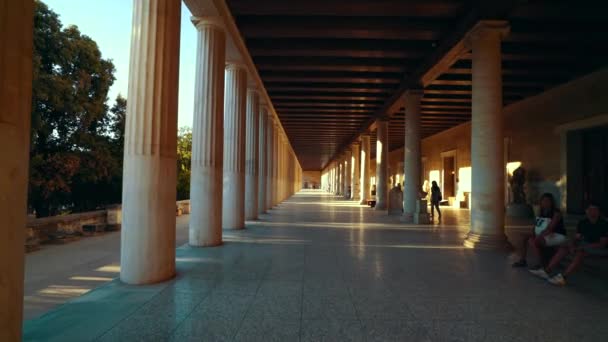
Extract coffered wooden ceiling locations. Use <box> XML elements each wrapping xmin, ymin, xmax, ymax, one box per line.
<box><xmin>227</xmin><ymin>0</ymin><xmax>608</xmax><ymax>170</ymax></box>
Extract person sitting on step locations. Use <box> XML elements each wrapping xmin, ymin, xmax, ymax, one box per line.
<box><xmin>512</xmin><ymin>193</ymin><xmax>568</xmax><ymax>268</ymax></box>
<box><xmin>531</xmin><ymin>202</ymin><xmax>608</xmax><ymax>286</ymax></box>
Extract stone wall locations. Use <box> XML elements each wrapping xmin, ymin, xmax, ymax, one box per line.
<box><xmin>302</xmin><ymin>171</ymin><xmax>321</xmax><ymax>188</ymax></box>
<box><xmin>382</xmin><ymin>68</ymin><xmax>608</xmax><ymax>210</ymax></box>
<box><xmin>26</xmin><ymin>199</ymin><xmax>192</xmax><ymax>251</ymax></box>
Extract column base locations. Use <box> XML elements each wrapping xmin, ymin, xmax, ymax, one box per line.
<box><xmin>359</xmin><ymin>199</ymin><xmax>368</xmax><ymax>205</ymax></box>
<box><xmin>189</xmin><ymin>240</ymin><xmax>223</xmax><ymax>248</ymax></box>
<box><xmin>463</xmin><ymin>232</ymin><xmax>512</xmax><ymax>250</ymax></box>
<box><xmin>374</xmin><ymin>203</ymin><xmax>387</xmax><ymax>210</ymax></box>
<box><xmin>400</xmin><ymin>213</ymin><xmax>430</xmax><ymax>224</ymax></box>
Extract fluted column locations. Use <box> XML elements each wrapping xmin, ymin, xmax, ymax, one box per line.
<box><xmin>244</xmin><ymin>87</ymin><xmax>259</xmax><ymax>220</ymax></box>
<box><xmin>464</xmin><ymin>21</ymin><xmax>510</xmax><ymax>249</ymax></box>
<box><xmin>265</xmin><ymin>115</ymin><xmax>274</xmax><ymax>210</ymax></box>
<box><xmin>0</xmin><ymin>1</ymin><xmax>33</xmax><ymax>339</ymax></box>
<box><xmin>337</xmin><ymin>158</ymin><xmax>343</xmax><ymax>195</ymax></box>
<box><xmin>344</xmin><ymin>150</ymin><xmax>352</xmax><ymax>198</ymax></box>
<box><xmin>402</xmin><ymin>90</ymin><xmax>423</xmax><ymax>222</ymax></box>
<box><xmin>271</xmin><ymin>122</ymin><xmax>278</xmax><ymax>205</ymax></box>
<box><xmin>375</xmin><ymin>119</ymin><xmax>389</xmax><ymax>210</ymax></box>
<box><xmin>351</xmin><ymin>142</ymin><xmax>361</xmax><ymax>200</ymax></box>
<box><xmin>189</xmin><ymin>17</ymin><xmax>225</xmax><ymax>247</ymax></box>
<box><xmin>360</xmin><ymin>134</ymin><xmax>371</xmax><ymax>204</ymax></box>
<box><xmin>257</xmin><ymin>104</ymin><xmax>267</xmax><ymax>215</ymax></box>
<box><xmin>222</xmin><ymin>63</ymin><xmax>247</xmax><ymax>229</ymax></box>
<box><xmin>121</xmin><ymin>0</ymin><xmax>180</xmax><ymax>284</ymax></box>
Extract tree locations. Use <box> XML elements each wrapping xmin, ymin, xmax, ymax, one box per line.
<box><xmin>29</xmin><ymin>1</ymin><xmax>122</xmax><ymax>216</ymax></box>
<box><xmin>176</xmin><ymin>127</ymin><xmax>192</xmax><ymax>200</ymax></box>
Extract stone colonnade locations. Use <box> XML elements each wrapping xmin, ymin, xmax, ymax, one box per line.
<box><xmin>320</xmin><ymin>20</ymin><xmax>510</xmax><ymax>249</ymax></box>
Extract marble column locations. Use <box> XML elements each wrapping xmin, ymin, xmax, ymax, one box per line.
<box><xmin>375</xmin><ymin>119</ymin><xmax>389</xmax><ymax>210</ymax></box>
<box><xmin>335</xmin><ymin>159</ymin><xmax>340</xmax><ymax>195</ymax></box>
<box><xmin>244</xmin><ymin>87</ymin><xmax>259</xmax><ymax>220</ymax></box>
<box><xmin>464</xmin><ymin>21</ymin><xmax>510</xmax><ymax>249</ymax></box>
<box><xmin>265</xmin><ymin>115</ymin><xmax>274</xmax><ymax>210</ymax></box>
<box><xmin>344</xmin><ymin>150</ymin><xmax>352</xmax><ymax>198</ymax></box>
<box><xmin>402</xmin><ymin>90</ymin><xmax>423</xmax><ymax>222</ymax></box>
<box><xmin>222</xmin><ymin>63</ymin><xmax>247</xmax><ymax>229</ymax></box>
<box><xmin>0</xmin><ymin>1</ymin><xmax>33</xmax><ymax>339</ymax></box>
<box><xmin>257</xmin><ymin>104</ymin><xmax>267</xmax><ymax>215</ymax></box>
<box><xmin>360</xmin><ymin>134</ymin><xmax>371</xmax><ymax>204</ymax></box>
<box><xmin>121</xmin><ymin>0</ymin><xmax>180</xmax><ymax>284</ymax></box>
<box><xmin>337</xmin><ymin>158</ymin><xmax>343</xmax><ymax>195</ymax></box>
<box><xmin>189</xmin><ymin>16</ymin><xmax>225</xmax><ymax>247</ymax></box>
<box><xmin>351</xmin><ymin>142</ymin><xmax>361</xmax><ymax>201</ymax></box>
<box><xmin>272</xmin><ymin>121</ymin><xmax>279</xmax><ymax>205</ymax></box>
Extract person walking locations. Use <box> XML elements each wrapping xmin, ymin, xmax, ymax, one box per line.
<box><xmin>430</xmin><ymin>180</ymin><xmax>442</xmax><ymax>221</ymax></box>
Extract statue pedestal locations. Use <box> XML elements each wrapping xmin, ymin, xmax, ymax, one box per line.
<box><xmin>506</xmin><ymin>203</ymin><xmax>534</xmax><ymax>218</ymax></box>
<box><xmin>414</xmin><ymin>199</ymin><xmax>430</xmax><ymax>224</ymax></box>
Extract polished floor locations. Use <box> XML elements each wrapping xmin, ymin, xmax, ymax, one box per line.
<box><xmin>24</xmin><ymin>190</ymin><xmax>608</xmax><ymax>341</ymax></box>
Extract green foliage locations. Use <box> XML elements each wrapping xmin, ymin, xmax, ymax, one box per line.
<box><xmin>176</xmin><ymin>127</ymin><xmax>192</xmax><ymax>200</ymax></box>
<box><xmin>29</xmin><ymin>1</ymin><xmax>124</xmax><ymax>217</ymax></box>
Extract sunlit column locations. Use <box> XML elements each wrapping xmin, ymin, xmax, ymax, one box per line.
<box><xmin>335</xmin><ymin>161</ymin><xmax>340</xmax><ymax>195</ymax></box>
<box><xmin>360</xmin><ymin>134</ymin><xmax>371</xmax><ymax>204</ymax></box>
<box><xmin>189</xmin><ymin>16</ymin><xmax>225</xmax><ymax>247</ymax></box>
<box><xmin>337</xmin><ymin>157</ymin><xmax>343</xmax><ymax>195</ymax></box>
<box><xmin>244</xmin><ymin>87</ymin><xmax>259</xmax><ymax>220</ymax></box>
<box><xmin>351</xmin><ymin>141</ymin><xmax>361</xmax><ymax>201</ymax></box>
<box><xmin>344</xmin><ymin>149</ymin><xmax>352</xmax><ymax>198</ymax></box>
<box><xmin>464</xmin><ymin>21</ymin><xmax>510</xmax><ymax>249</ymax></box>
<box><xmin>257</xmin><ymin>104</ymin><xmax>267</xmax><ymax>215</ymax></box>
<box><xmin>121</xmin><ymin>0</ymin><xmax>180</xmax><ymax>284</ymax></box>
<box><xmin>222</xmin><ymin>63</ymin><xmax>247</xmax><ymax>229</ymax></box>
<box><xmin>375</xmin><ymin>119</ymin><xmax>389</xmax><ymax>210</ymax></box>
<box><xmin>402</xmin><ymin>90</ymin><xmax>423</xmax><ymax>222</ymax></box>
<box><xmin>265</xmin><ymin>115</ymin><xmax>274</xmax><ymax>210</ymax></box>
<box><xmin>272</xmin><ymin>120</ymin><xmax>279</xmax><ymax>206</ymax></box>
<box><xmin>0</xmin><ymin>1</ymin><xmax>33</xmax><ymax>339</ymax></box>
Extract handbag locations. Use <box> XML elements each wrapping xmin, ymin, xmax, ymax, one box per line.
<box><xmin>534</xmin><ymin>217</ymin><xmax>551</xmax><ymax>235</ymax></box>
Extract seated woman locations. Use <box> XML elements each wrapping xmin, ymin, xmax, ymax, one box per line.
<box><xmin>512</xmin><ymin>193</ymin><xmax>568</xmax><ymax>269</ymax></box>
<box><xmin>540</xmin><ymin>202</ymin><xmax>608</xmax><ymax>285</ymax></box>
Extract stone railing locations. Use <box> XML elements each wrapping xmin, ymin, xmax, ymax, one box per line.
<box><xmin>26</xmin><ymin>200</ymin><xmax>191</xmax><ymax>252</ymax></box>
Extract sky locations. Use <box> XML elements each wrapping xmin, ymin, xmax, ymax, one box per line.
<box><xmin>43</xmin><ymin>0</ymin><xmax>197</xmax><ymax>128</ymax></box>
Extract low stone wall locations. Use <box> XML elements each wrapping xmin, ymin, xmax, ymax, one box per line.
<box><xmin>26</xmin><ymin>200</ymin><xmax>191</xmax><ymax>251</ymax></box>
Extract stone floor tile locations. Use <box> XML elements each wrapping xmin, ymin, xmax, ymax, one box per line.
<box><xmin>234</xmin><ymin>316</ymin><xmax>300</xmax><ymax>342</ymax></box>
<box><xmin>361</xmin><ymin>320</ymin><xmax>432</xmax><ymax>342</ymax></box>
<box><xmin>302</xmin><ymin>293</ymin><xmax>357</xmax><ymax>320</ymax></box>
<box><xmin>301</xmin><ymin>319</ymin><xmax>364</xmax><ymax>342</ymax></box>
<box><xmin>246</xmin><ymin>294</ymin><xmax>302</xmax><ymax>319</ymax></box>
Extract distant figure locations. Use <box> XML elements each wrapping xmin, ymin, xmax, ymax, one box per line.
<box><xmin>430</xmin><ymin>181</ymin><xmax>442</xmax><ymax>220</ymax></box>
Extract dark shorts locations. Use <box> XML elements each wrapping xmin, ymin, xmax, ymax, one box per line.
<box><xmin>577</xmin><ymin>241</ymin><xmax>608</xmax><ymax>257</ymax></box>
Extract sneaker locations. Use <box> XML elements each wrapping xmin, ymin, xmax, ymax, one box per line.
<box><xmin>547</xmin><ymin>273</ymin><xmax>566</xmax><ymax>286</ymax></box>
<box><xmin>528</xmin><ymin>268</ymin><xmax>549</xmax><ymax>279</ymax></box>
<box><xmin>511</xmin><ymin>260</ymin><xmax>527</xmax><ymax>268</ymax></box>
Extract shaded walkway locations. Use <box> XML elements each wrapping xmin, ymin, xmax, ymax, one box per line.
<box><xmin>24</xmin><ymin>190</ymin><xmax>608</xmax><ymax>341</ymax></box>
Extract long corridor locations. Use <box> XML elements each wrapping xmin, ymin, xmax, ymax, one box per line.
<box><xmin>24</xmin><ymin>190</ymin><xmax>608</xmax><ymax>341</ymax></box>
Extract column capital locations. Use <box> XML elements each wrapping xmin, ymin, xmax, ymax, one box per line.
<box><xmin>191</xmin><ymin>16</ymin><xmax>225</xmax><ymax>30</ymax></box>
<box><xmin>464</xmin><ymin>20</ymin><xmax>510</xmax><ymax>48</ymax></box>
<box><xmin>226</xmin><ymin>61</ymin><xmax>247</xmax><ymax>71</ymax></box>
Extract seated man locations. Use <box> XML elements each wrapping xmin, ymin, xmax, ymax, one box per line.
<box><xmin>532</xmin><ymin>202</ymin><xmax>608</xmax><ymax>285</ymax></box>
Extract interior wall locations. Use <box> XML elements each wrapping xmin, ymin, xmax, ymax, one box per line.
<box><xmin>302</xmin><ymin>171</ymin><xmax>321</xmax><ymax>189</ymax></box>
<box><xmin>381</xmin><ymin>68</ymin><xmax>608</xmax><ymax>209</ymax></box>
